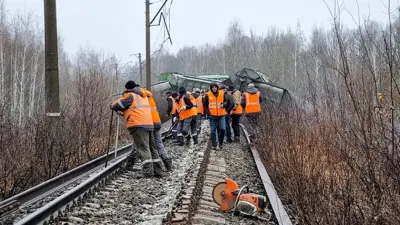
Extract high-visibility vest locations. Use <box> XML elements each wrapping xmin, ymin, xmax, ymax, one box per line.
<box><xmin>207</xmin><ymin>90</ymin><xmax>226</xmax><ymax>116</ymax></box>
<box><xmin>145</xmin><ymin>90</ymin><xmax>161</xmax><ymax>127</ymax></box>
<box><xmin>113</xmin><ymin>92</ymin><xmax>153</xmax><ymax>129</ymax></box>
<box><xmin>196</xmin><ymin>96</ymin><xmax>204</xmax><ymax>115</ymax></box>
<box><xmin>189</xmin><ymin>94</ymin><xmax>198</xmax><ymax>116</ymax></box>
<box><xmin>230</xmin><ymin>90</ymin><xmax>243</xmax><ymax>115</ymax></box>
<box><xmin>178</xmin><ymin>94</ymin><xmax>194</xmax><ymax>120</ymax></box>
<box><xmin>244</xmin><ymin>91</ymin><xmax>261</xmax><ymax>114</ymax></box>
<box><xmin>168</xmin><ymin>96</ymin><xmax>177</xmax><ymax>115</ymax></box>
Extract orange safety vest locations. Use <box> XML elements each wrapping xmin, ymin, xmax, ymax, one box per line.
<box><xmin>189</xmin><ymin>94</ymin><xmax>198</xmax><ymax>116</ymax></box>
<box><xmin>207</xmin><ymin>90</ymin><xmax>226</xmax><ymax>116</ymax></box>
<box><xmin>178</xmin><ymin>95</ymin><xmax>194</xmax><ymax>121</ymax></box>
<box><xmin>196</xmin><ymin>96</ymin><xmax>204</xmax><ymax>115</ymax></box>
<box><xmin>168</xmin><ymin>96</ymin><xmax>177</xmax><ymax>115</ymax></box>
<box><xmin>145</xmin><ymin>90</ymin><xmax>161</xmax><ymax>127</ymax></box>
<box><xmin>113</xmin><ymin>92</ymin><xmax>153</xmax><ymax>129</ymax></box>
<box><xmin>244</xmin><ymin>91</ymin><xmax>261</xmax><ymax>114</ymax></box>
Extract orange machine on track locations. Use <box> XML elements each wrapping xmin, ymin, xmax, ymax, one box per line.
<box><xmin>212</xmin><ymin>177</ymin><xmax>267</xmax><ymax>217</ymax></box>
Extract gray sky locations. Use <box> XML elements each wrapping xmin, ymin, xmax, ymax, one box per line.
<box><xmin>7</xmin><ymin>0</ymin><xmax>399</xmax><ymax>63</ymax></box>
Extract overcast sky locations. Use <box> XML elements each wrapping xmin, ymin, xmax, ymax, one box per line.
<box><xmin>6</xmin><ymin>0</ymin><xmax>399</xmax><ymax>63</ymax></box>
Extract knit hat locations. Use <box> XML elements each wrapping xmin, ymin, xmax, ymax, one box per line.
<box><xmin>228</xmin><ymin>86</ymin><xmax>235</xmax><ymax>91</ymax></box>
<box><xmin>171</xmin><ymin>92</ymin><xmax>178</xmax><ymax>98</ymax></box>
<box><xmin>247</xmin><ymin>83</ymin><xmax>255</xmax><ymax>89</ymax></box>
<box><xmin>178</xmin><ymin>86</ymin><xmax>186</xmax><ymax>95</ymax></box>
<box><xmin>193</xmin><ymin>88</ymin><xmax>201</xmax><ymax>93</ymax></box>
<box><xmin>125</xmin><ymin>80</ymin><xmax>138</xmax><ymax>89</ymax></box>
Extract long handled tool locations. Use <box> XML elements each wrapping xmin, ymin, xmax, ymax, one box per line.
<box><xmin>104</xmin><ymin>110</ymin><xmax>114</xmax><ymax>168</ymax></box>
<box><xmin>164</xmin><ymin>107</ymin><xmax>184</xmax><ymax>138</ymax></box>
<box><xmin>164</xmin><ymin>116</ymin><xmax>179</xmax><ymax>138</ymax></box>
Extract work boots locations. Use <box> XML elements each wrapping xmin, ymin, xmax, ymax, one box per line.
<box><xmin>234</xmin><ymin>136</ymin><xmax>240</xmax><ymax>143</ymax></box>
<box><xmin>218</xmin><ymin>141</ymin><xmax>224</xmax><ymax>150</ymax></box>
<box><xmin>186</xmin><ymin>135</ymin><xmax>191</xmax><ymax>145</ymax></box>
<box><xmin>153</xmin><ymin>161</ymin><xmax>166</xmax><ymax>178</ymax></box>
<box><xmin>172</xmin><ymin>131</ymin><xmax>177</xmax><ymax>139</ymax></box>
<box><xmin>178</xmin><ymin>136</ymin><xmax>184</xmax><ymax>146</ymax></box>
<box><xmin>162</xmin><ymin>158</ymin><xmax>173</xmax><ymax>171</ymax></box>
<box><xmin>193</xmin><ymin>135</ymin><xmax>198</xmax><ymax>145</ymax></box>
<box><xmin>125</xmin><ymin>155</ymin><xmax>137</xmax><ymax>171</ymax></box>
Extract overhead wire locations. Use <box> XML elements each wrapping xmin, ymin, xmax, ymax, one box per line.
<box><xmin>150</xmin><ymin>0</ymin><xmax>173</xmax><ymax>58</ymax></box>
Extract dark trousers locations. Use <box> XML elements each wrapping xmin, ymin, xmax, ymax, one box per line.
<box><xmin>190</xmin><ymin>115</ymin><xmax>197</xmax><ymax>137</ymax></box>
<box><xmin>196</xmin><ymin>114</ymin><xmax>203</xmax><ymax>133</ymax></box>
<box><xmin>171</xmin><ymin>115</ymin><xmax>178</xmax><ymax>138</ymax></box>
<box><xmin>231</xmin><ymin>114</ymin><xmax>241</xmax><ymax>137</ymax></box>
<box><xmin>210</xmin><ymin>116</ymin><xmax>225</xmax><ymax>147</ymax></box>
<box><xmin>177</xmin><ymin>117</ymin><xmax>192</xmax><ymax>145</ymax></box>
<box><xmin>129</xmin><ymin>130</ymin><xmax>163</xmax><ymax>177</ymax></box>
<box><xmin>225</xmin><ymin>114</ymin><xmax>232</xmax><ymax>141</ymax></box>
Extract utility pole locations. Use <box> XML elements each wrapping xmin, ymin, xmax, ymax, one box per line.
<box><xmin>144</xmin><ymin>0</ymin><xmax>172</xmax><ymax>90</ymax></box>
<box><xmin>138</xmin><ymin>53</ymin><xmax>143</xmax><ymax>85</ymax></box>
<box><xmin>114</xmin><ymin>63</ymin><xmax>120</xmax><ymax>160</ymax></box>
<box><xmin>145</xmin><ymin>0</ymin><xmax>151</xmax><ymax>90</ymax></box>
<box><xmin>44</xmin><ymin>0</ymin><xmax>60</xmax><ymax>117</ymax></box>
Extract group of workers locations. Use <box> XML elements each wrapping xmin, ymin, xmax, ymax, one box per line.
<box><xmin>110</xmin><ymin>80</ymin><xmax>262</xmax><ymax>178</ymax></box>
<box><xmin>166</xmin><ymin>82</ymin><xmax>262</xmax><ymax>150</ymax></box>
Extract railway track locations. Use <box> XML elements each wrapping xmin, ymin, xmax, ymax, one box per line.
<box><xmin>0</xmin><ymin>122</ymin><xmax>173</xmax><ymax>225</ymax></box>
<box><xmin>0</xmin><ymin>119</ymin><xmax>294</xmax><ymax>225</ymax></box>
<box><xmin>163</xmin><ymin>124</ymin><xmax>294</xmax><ymax>225</ymax></box>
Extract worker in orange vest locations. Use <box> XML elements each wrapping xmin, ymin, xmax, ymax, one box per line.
<box><xmin>110</xmin><ymin>81</ymin><xmax>164</xmax><ymax>177</ymax></box>
<box><xmin>186</xmin><ymin>90</ymin><xmax>199</xmax><ymax>145</ymax></box>
<box><xmin>228</xmin><ymin>86</ymin><xmax>243</xmax><ymax>142</ymax></box>
<box><xmin>193</xmin><ymin>88</ymin><xmax>204</xmax><ymax>134</ymax></box>
<box><xmin>241</xmin><ymin>83</ymin><xmax>262</xmax><ymax>127</ymax></box>
<box><xmin>166</xmin><ymin>91</ymin><xmax>179</xmax><ymax>139</ymax></box>
<box><xmin>145</xmin><ymin>89</ymin><xmax>173</xmax><ymax>171</ymax></box>
<box><xmin>176</xmin><ymin>86</ymin><xmax>194</xmax><ymax>146</ymax></box>
<box><xmin>203</xmin><ymin>83</ymin><xmax>229</xmax><ymax>150</ymax></box>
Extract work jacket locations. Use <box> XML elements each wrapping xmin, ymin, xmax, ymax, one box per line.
<box><xmin>177</xmin><ymin>93</ymin><xmax>194</xmax><ymax>121</ymax></box>
<box><xmin>145</xmin><ymin>90</ymin><xmax>162</xmax><ymax>129</ymax></box>
<box><xmin>167</xmin><ymin>95</ymin><xmax>177</xmax><ymax>116</ymax></box>
<box><xmin>111</xmin><ymin>87</ymin><xmax>154</xmax><ymax>131</ymax></box>
<box><xmin>241</xmin><ymin>87</ymin><xmax>262</xmax><ymax>114</ymax></box>
<box><xmin>230</xmin><ymin>90</ymin><xmax>243</xmax><ymax>115</ymax></box>
<box><xmin>204</xmin><ymin>90</ymin><xmax>227</xmax><ymax>117</ymax></box>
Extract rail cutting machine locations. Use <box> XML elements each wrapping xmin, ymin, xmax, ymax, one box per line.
<box><xmin>212</xmin><ymin>177</ymin><xmax>267</xmax><ymax>217</ymax></box>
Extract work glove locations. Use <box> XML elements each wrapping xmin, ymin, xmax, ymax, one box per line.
<box><xmin>110</xmin><ymin>104</ymin><xmax>114</xmax><ymax>110</ymax></box>
<box><xmin>173</xmin><ymin>117</ymin><xmax>177</xmax><ymax>123</ymax></box>
<box><xmin>180</xmin><ymin>106</ymin><xmax>186</xmax><ymax>111</ymax></box>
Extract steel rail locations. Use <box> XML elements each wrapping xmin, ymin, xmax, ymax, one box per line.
<box><xmin>0</xmin><ymin>127</ymin><xmax>172</xmax><ymax>219</ymax></box>
<box><xmin>15</xmin><ymin>156</ymin><xmax>127</xmax><ymax>225</ymax></box>
<box><xmin>239</xmin><ymin>123</ymin><xmax>292</xmax><ymax>225</ymax></box>
<box><xmin>0</xmin><ymin>144</ymin><xmax>131</xmax><ymax>214</ymax></box>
